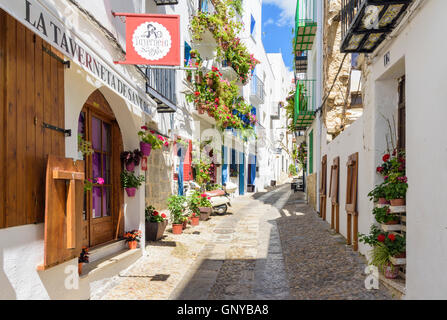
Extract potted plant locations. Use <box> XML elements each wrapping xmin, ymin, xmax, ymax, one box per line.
<box><xmin>120</xmin><ymin>171</ymin><xmax>145</xmax><ymax>197</ymax></box>
<box><xmin>137</xmin><ymin>126</ymin><xmax>169</xmax><ymax>156</ymax></box>
<box><xmin>78</xmin><ymin>246</ymin><xmax>89</xmax><ymax>275</ymax></box>
<box><xmin>198</xmin><ymin>192</ymin><xmax>212</xmax><ymax>221</ymax></box>
<box><xmin>124</xmin><ymin>230</ymin><xmax>142</xmax><ymax>249</ymax></box>
<box><xmin>372</xmin><ymin>206</ymin><xmax>399</xmax><ymax>225</ymax></box>
<box><xmin>145</xmin><ymin>205</ymin><xmax>168</xmax><ymax>241</ymax></box>
<box><xmin>120</xmin><ymin>149</ymin><xmax>143</xmax><ymax>172</ymax></box>
<box><xmin>384</xmin><ymin>178</ymin><xmax>408</xmax><ymax>206</ymax></box>
<box><xmin>368</xmin><ymin>182</ymin><xmax>388</xmax><ymax>205</ymax></box>
<box><xmin>359</xmin><ymin>226</ymin><xmax>406</xmax><ymax>279</ymax></box>
<box><xmin>190</xmin><ymin>212</ymin><xmax>200</xmax><ymax>226</ymax></box>
<box><xmin>167</xmin><ymin>195</ymin><xmax>187</xmax><ymax>235</ymax></box>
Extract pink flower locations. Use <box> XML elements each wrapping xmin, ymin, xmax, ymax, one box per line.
<box><xmin>96</xmin><ymin>177</ymin><xmax>105</xmax><ymax>185</ymax></box>
<box><xmin>164</xmin><ymin>141</ymin><xmax>169</xmax><ymax>147</ymax></box>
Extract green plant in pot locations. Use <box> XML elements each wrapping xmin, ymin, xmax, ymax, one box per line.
<box><xmin>120</xmin><ymin>171</ymin><xmax>145</xmax><ymax>197</ymax></box>
<box><xmin>145</xmin><ymin>205</ymin><xmax>168</xmax><ymax>241</ymax></box>
<box><xmin>372</xmin><ymin>206</ymin><xmax>399</xmax><ymax>225</ymax></box>
<box><xmin>167</xmin><ymin>195</ymin><xmax>187</xmax><ymax>234</ymax></box>
<box><xmin>359</xmin><ymin>226</ymin><xmax>406</xmax><ymax>279</ymax></box>
<box><xmin>383</xmin><ymin>177</ymin><xmax>408</xmax><ymax>206</ymax></box>
<box><xmin>367</xmin><ymin>182</ymin><xmax>388</xmax><ymax>205</ymax></box>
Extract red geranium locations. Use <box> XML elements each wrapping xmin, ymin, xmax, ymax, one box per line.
<box><xmin>388</xmin><ymin>234</ymin><xmax>396</xmax><ymax>241</ymax></box>
<box><xmin>141</xmin><ymin>126</ymin><xmax>148</xmax><ymax>131</ymax></box>
<box><xmin>376</xmin><ymin>166</ymin><xmax>383</xmax><ymax>173</ymax></box>
<box><xmin>377</xmin><ymin>234</ymin><xmax>386</xmax><ymax>242</ymax></box>
<box><xmin>153</xmin><ymin>211</ymin><xmax>159</xmax><ymax>216</ymax></box>
<box><xmin>161</xmin><ymin>213</ymin><xmax>167</xmax><ymax>219</ymax></box>
<box><xmin>194</xmin><ymin>91</ymin><xmax>200</xmax><ymax>96</ymax></box>
<box><xmin>382</xmin><ymin>154</ymin><xmax>390</xmax><ymax>162</ymax></box>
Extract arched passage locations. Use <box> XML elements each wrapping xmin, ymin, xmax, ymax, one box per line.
<box><xmin>78</xmin><ymin>89</ymin><xmax>124</xmax><ymax>247</ymax></box>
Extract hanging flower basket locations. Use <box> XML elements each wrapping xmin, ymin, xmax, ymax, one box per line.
<box><xmin>125</xmin><ymin>187</ymin><xmax>137</xmax><ymax>197</ymax></box>
<box><xmin>140</xmin><ymin>142</ymin><xmax>152</xmax><ymax>157</ymax></box>
<box><xmin>125</xmin><ymin>162</ymin><xmax>135</xmax><ymax>172</ymax></box>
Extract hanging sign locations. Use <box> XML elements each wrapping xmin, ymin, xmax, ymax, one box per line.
<box><xmin>113</xmin><ymin>13</ymin><xmax>180</xmax><ymax>66</ymax></box>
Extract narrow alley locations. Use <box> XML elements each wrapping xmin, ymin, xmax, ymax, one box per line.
<box><xmin>93</xmin><ymin>185</ymin><xmax>391</xmax><ymax>300</ymax></box>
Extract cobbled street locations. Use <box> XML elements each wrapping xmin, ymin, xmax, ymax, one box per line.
<box><xmin>94</xmin><ymin>184</ymin><xmax>392</xmax><ymax>300</ymax></box>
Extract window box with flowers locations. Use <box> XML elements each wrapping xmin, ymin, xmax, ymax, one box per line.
<box><xmin>124</xmin><ymin>230</ymin><xmax>142</xmax><ymax>249</ymax></box>
<box><xmin>145</xmin><ymin>205</ymin><xmax>168</xmax><ymax>241</ymax></box>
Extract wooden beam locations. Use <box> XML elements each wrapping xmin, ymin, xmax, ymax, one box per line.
<box><xmin>53</xmin><ymin>170</ymin><xmax>84</xmax><ymax>181</ymax></box>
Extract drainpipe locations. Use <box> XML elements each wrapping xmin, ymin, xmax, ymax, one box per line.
<box><xmin>315</xmin><ymin>0</ymin><xmax>324</xmax><ymax>213</ymax></box>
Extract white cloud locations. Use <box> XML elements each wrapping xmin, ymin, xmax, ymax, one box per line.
<box><xmin>263</xmin><ymin>0</ymin><xmax>297</xmax><ymax>27</ymax></box>
<box><xmin>264</xmin><ymin>18</ymin><xmax>274</xmax><ymax>27</ymax></box>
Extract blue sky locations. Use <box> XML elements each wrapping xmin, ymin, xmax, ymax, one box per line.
<box><xmin>261</xmin><ymin>0</ymin><xmax>297</xmax><ymax>71</ymax></box>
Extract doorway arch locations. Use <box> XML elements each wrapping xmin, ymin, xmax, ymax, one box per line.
<box><xmin>78</xmin><ymin>89</ymin><xmax>124</xmax><ymax>248</ymax></box>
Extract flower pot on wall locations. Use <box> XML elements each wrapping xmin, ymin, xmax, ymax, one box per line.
<box><xmin>390</xmin><ymin>198</ymin><xmax>405</xmax><ymax>206</ymax></box>
<box><xmin>140</xmin><ymin>142</ymin><xmax>152</xmax><ymax>156</ymax></box>
<box><xmin>127</xmin><ymin>240</ymin><xmax>138</xmax><ymax>250</ymax></box>
<box><xmin>125</xmin><ymin>187</ymin><xmax>137</xmax><ymax>197</ymax></box>
<box><xmin>125</xmin><ymin>162</ymin><xmax>135</xmax><ymax>172</ymax></box>
<box><xmin>146</xmin><ymin>220</ymin><xmax>168</xmax><ymax>241</ymax></box>
<box><xmin>172</xmin><ymin>224</ymin><xmax>183</xmax><ymax>235</ymax></box>
<box><xmin>378</xmin><ymin>198</ymin><xmax>390</xmax><ymax>205</ymax></box>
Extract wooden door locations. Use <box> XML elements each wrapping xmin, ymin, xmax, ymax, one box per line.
<box><xmin>345</xmin><ymin>153</ymin><xmax>359</xmax><ymax>251</ymax></box>
<box><xmin>79</xmin><ymin>90</ymin><xmax>124</xmax><ymax>248</ymax></box>
<box><xmin>329</xmin><ymin>157</ymin><xmax>340</xmax><ymax>232</ymax></box>
<box><xmin>319</xmin><ymin>155</ymin><xmax>327</xmax><ymax>220</ymax></box>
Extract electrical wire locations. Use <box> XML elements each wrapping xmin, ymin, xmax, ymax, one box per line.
<box><xmin>315</xmin><ymin>53</ymin><xmax>349</xmax><ymax>115</ymax></box>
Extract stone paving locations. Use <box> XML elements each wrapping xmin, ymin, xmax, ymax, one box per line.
<box><xmin>94</xmin><ymin>184</ymin><xmax>392</xmax><ymax>300</ymax></box>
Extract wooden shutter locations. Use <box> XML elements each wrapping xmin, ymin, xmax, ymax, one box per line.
<box><xmin>329</xmin><ymin>157</ymin><xmax>340</xmax><ymax>204</ymax></box>
<box><xmin>319</xmin><ymin>155</ymin><xmax>327</xmax><ymax>195</ymax></box>
<box><xmin>309</xmin><ymin>130</ymin><xmax>313</xmax><ymax>174</ymax></box>
<box><xmin>345</xmin><ymin>153</ymin><xmax>359</xmax><ymax>214</ymax></box>
<box><xmin>39</xmin><ymin>156</ymin><xmax>85</xmax><ymax>270</ymax></box>
<box><xmin>0</xmin><ymin>10</ymin><xmax>65</xmax><ymax>229</ymax></box>
<box><xmin>112</xmin><ymin>121</ymin><xmax>124</xmax><ymax>240</ymax></box>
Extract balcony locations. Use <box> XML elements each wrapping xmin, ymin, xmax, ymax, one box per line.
<box><xmin>146</xmin><ymin>68</ymin><xmax>177</xmax><ymax>113</ymax></box>
<box><xmin>341</xmin><ymin>0</ymin><xmax>413</xmax><ymax>53</ymax></box>
<box><xmin>220</xmin><ymin>60</ymin><xmax>238</xmax><ymax>82</ymax></box>
<box><xmin>294</xmin><ymin>79</ymin><xmax>316</xmax><ymax>130</ymax></box>
<box><xmin>294</xmin><ymin>0</ymin><xmax>317</xmax><ymax>54</ymax></box>
<box><xmin>250</xmin><ymin>75</ymin><xmax>265</xmax><ymax>105</ymax></box>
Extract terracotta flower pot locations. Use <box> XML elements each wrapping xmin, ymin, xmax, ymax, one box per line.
<box><xmin>78</xmin><ymin>262</ymin><xmax>83</xmax><ymax>275</ymax></box>
<box><xmin>385</xmin><ymin>220</ymin><xmax>399</xmax><ymax>225</ymax></box>
<box><xmin>378</xmin><ymin>198</ymin><xmax>390</xmax><ymax>205</ymax></box>
<box><xmin>383</xmin><ymin>263</ymin><xmax>399</xmax><ymax>279</ymax></box>
<box><xmin>125</xmin><ymin>187</ymin><xmax>137</xmax><ymax>197</ymax></box>
<box><xmin>394</xmin><ymin>252</ymin><xmax>406</xmax><ymax>259</ymax></box>
<box><xmin>172</xmin><ymin>224</ymin><xmax>183</xmax><ymax>235</ymax></box>
<box><xmin>146</xmin><ymin>220</ymin><xmax>168</xmax><ymax>241</ymax></box>
<box><xmin>125</xmin><ymin>162</ymin><xmax>135</xmax><ymax>172</ymax></box>
<box><xmin>127</xmin><ymin>240</ymin><xmax>138</xmax><ymax>250</ymax></box>
<box><xmin>390</xmin><ymin>198</ymin><xmax>405</xmax><ymax>206</ymax></box>
<box><xmin>191</xmin><ymin>216</ymin><xmax>200</xmax><ymax>226</ymax></box>
<box><xmin>140</xmin><ymin>142</ymin><xmax>152</xmax><ymax>156</ymax></box>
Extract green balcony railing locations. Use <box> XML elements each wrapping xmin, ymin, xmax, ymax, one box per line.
<box><xmin>294</xmin><ymin>0</ymin><xmax>317</xmax><ymax>54</ymax></box>
<box><xmin>294</xmin><ymin>79</ymin><xmax>316</xmax><ymax>130</ymax></box>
